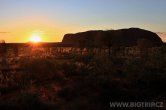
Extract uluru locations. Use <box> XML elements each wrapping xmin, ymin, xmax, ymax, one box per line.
<box><xmin>62</xmin><ymin>28</ymin><xmax>163</xmax><ymax>47</ymax></box>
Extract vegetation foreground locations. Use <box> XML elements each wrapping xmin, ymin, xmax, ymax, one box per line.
<box><xmin>0</xmin><ymin>43</ymin><xmax>166</xmax><ymax>110</ymax></box>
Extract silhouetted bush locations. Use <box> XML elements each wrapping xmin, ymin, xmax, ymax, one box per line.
<box><xmin>0</xmin><ymin>93</ymin><xmax>47</xmax><ymax>110</ymax></box>
<box><xmin>20</xmin><ymin>58</ymin><xmax>62</xmax><ymax>84</ymax></box>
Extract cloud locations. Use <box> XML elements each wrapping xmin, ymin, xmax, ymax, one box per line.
<box><xmin>0</xmin><ymin>32</ymin><xmax>10</xmax><ymax>34</ymax></box>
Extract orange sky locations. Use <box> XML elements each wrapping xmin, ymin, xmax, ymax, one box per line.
<box><xmin>0</xmin><ymin>15</ymin><xmax>102</xmax><ymax>43</ymax></box>
<box><xmin>0</xmin><ymin>16</ymin><xmax>67</xmax><ymax>43</ymax></box>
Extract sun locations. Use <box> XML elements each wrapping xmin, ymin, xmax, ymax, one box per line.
<box><xmin>29</xmin><ymin>35</ymin><xmax>42</xmax><ymax>43</ymax></box>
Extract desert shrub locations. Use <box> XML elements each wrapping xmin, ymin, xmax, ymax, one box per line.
<box><xmin>23</xmin><ymin>58</ymin><xmax>55</xmax><ymax>74</ymax></box>
<box><xmin>57</xmin><ymin>52</ymin><xmax>166</xmax><ymax>109</ymax></box>
<box><xmin>0</xmin><ymin>72</ymin><xmax>22</xmax><ymax>95</ymax></box>
<box><xmin>20</xmin><ymin>58</ymin><xmax>60</xmax><ymax>83</ymax></box>
<box><xmin>90</xmin><ymin>54</ymin><xmax>119</xmax><ymax>79</ymax></box>
<box><xmin>60</xmin><ymin>62</ymin><xmax>78</xmax><ymax>80</ymax></box>
<box><xmin>0</xmin><ymin>93</ymin><xmax>47</xmax><ymax>110</ymax></box>
<box><xmin>1</xmin><ymin>46</ymin><xmax>166</xmax><ymax>110</ymax></box>
<box><xmin>74</xmin><ymin>53</ymin><xmax>94</xmax><ymax>65</ymax></box>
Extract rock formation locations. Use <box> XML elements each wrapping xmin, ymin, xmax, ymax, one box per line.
<box><xmin>62</xmin><ymin>28</ymin><xmax>163</xmax><ymax>47</ymax></box>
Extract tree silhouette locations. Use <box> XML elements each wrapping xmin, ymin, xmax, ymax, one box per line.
<box><xmin>137</xmin><ymin>38</ymin><xmax>152</xmax><ymax>58</ymax></box>
<box><xmin>0</xmin><ymin>40</ymin><xmax>7</xmax><ymax>66</ymax></box>
<box><xmin>13</xmin><ymin>45</ymin><xmax>19</xmax><ymax>57</ymax></box>
<box><xmin>101</xmin><ymin>31</ymin><xmax>120</xmax><ymax>56</ymax></box>
<box><xmin>101</xmin><ymin>31</ymin><xmax>112</xmax><ymax>55</ymax></box>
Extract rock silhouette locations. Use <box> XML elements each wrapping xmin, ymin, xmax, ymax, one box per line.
<box><xmin>62</xmin><ymin>28</ymin><xmax>163</xmax><ymax>47</ymax></box>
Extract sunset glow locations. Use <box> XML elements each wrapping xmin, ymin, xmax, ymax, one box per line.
<box><xmin>29</xmin><ymin>35</ymin><xmax>42</xmax><ymax>43</ymax></box>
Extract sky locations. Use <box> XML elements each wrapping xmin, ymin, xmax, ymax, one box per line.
<box><xmin>0</xmin><ymin>0</ymin><xmax>166</xmax><ymax>43</ymax></box>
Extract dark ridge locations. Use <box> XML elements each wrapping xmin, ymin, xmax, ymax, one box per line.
<box><xmin>62</xmin><ymin>28</ymin><xmax>163</xmax><ymax>47</ymax></box>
